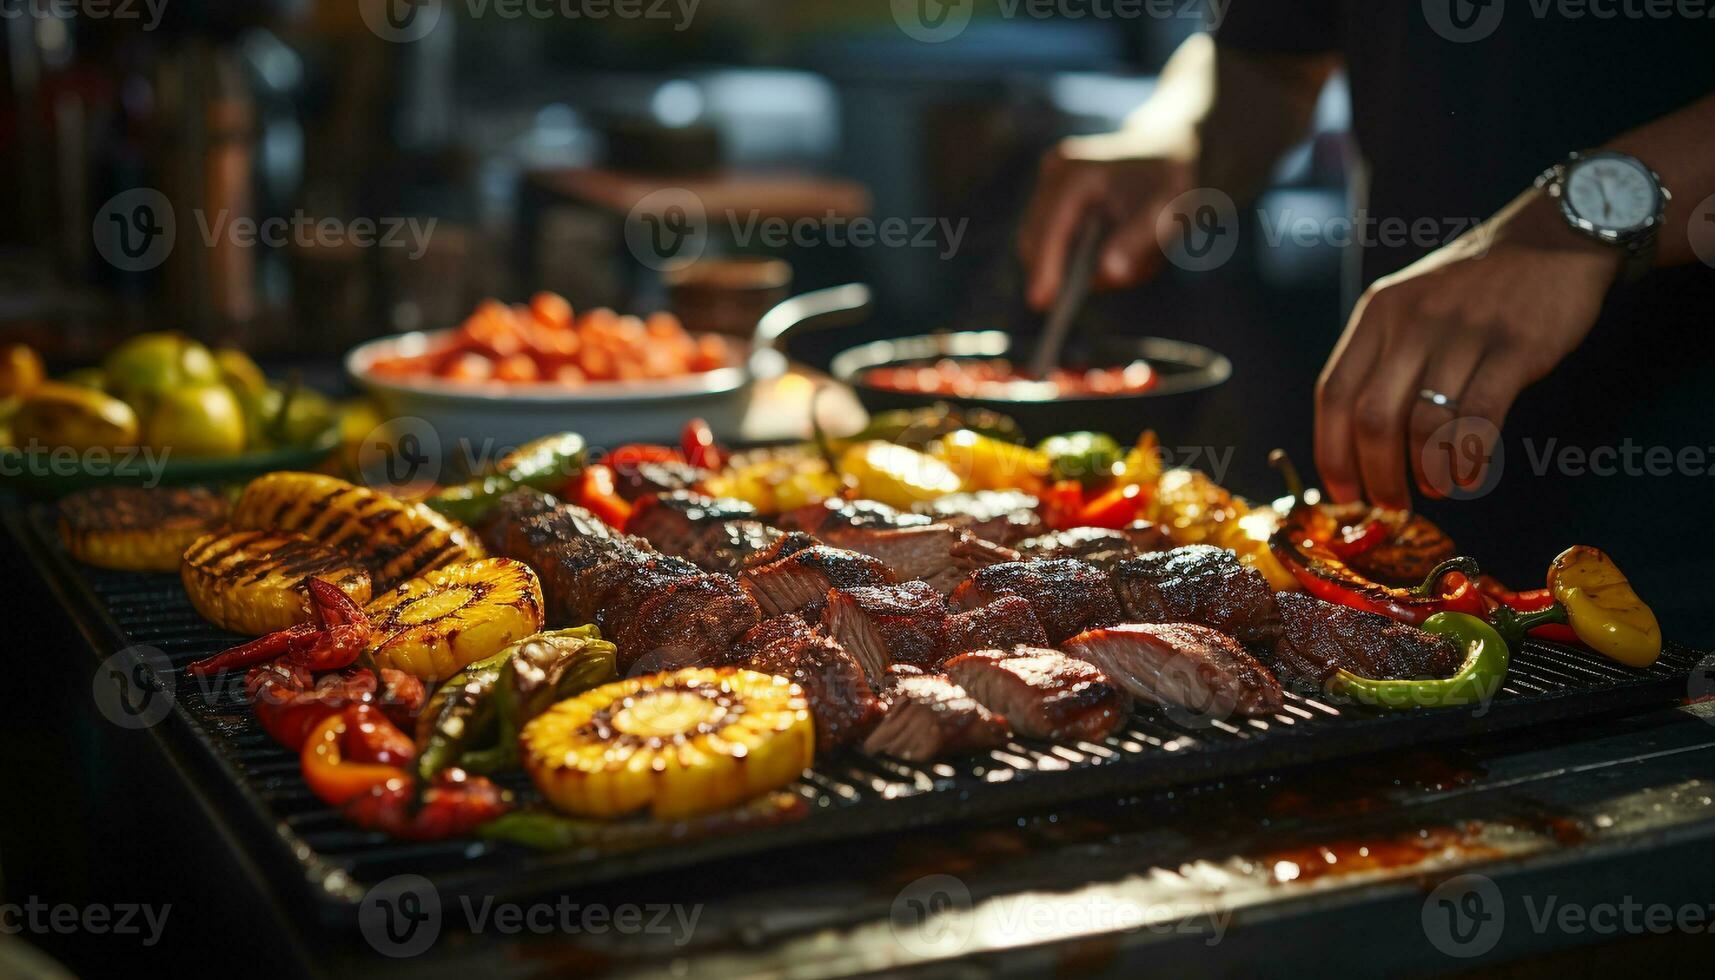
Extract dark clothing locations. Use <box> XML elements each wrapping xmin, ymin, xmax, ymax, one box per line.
<box><xmin>1213</xmin><ymin>3</ymin><xmax>1715</xmax><ymax>645</ymax></box>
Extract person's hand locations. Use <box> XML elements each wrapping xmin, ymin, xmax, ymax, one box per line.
<box><xmin>1018</xmin><ymin>131</ymin><xmax>1195</xmax><ymax>311</ymax></box>
<box><xmin>1314</xmin><ymin>186</ymin><xmax>1624</xmax><ymax>508</ymax></box>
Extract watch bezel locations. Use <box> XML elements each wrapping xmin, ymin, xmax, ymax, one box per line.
<box><xmin>1549</xmin><ymin>150</ymin><xmax>1669</xmax><ymax>247</ymax></box>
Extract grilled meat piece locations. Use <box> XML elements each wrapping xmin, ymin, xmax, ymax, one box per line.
<box><xmin>945</xmin><ymin>647</ymin><xmax>1129</xmax><ymax>742</ymax></box>
<box><xmin>1123</xmin><ymin>520</ymin><xmax>1173</xmax><ymax>553</ymax></box>
<box><xmin>690</xmin><ymin>520</ymin><xmax>788</xmax><ymax>574</ymax></box>
<box><xmin>1014</xmin><ymin>528</ymin><xmax>1137</xmax><ymax>570</ymax></box>
<box><xmin>943</xmin><ymin>595</ymin><xmax>1050</xmax><ymax>656</ymax></box>
<box><xmin>613</xmin><ymin>460</ymin><xmax>708</xmax><ymax>501</ymax></box>
<box><xmin>914</xmin><ymin>491</ymin><xmax>1045</xmax><ymax>545</ymax></box>
<box><xmin>822</xmin><ymin>581</ymin><xmax>949</xmax><ymax>680</ymax></box>
<box><xmin>1110</xmin><ymin>545</ymin><xmax>1281</xmax><ymax>647</ymax></box>
<box><xmin>741</xmin><ymin>531</ymin><xmax>822</xmax><ymax>570</ymax></box>
<box><xmin>953</xmin><ymin>559</ymin><xmax>1122</xmax><ymax>643</ymax></box>
<box><xmin>781</xmin><ymin>498</ymin><xmax>930</xmax><ymax>534</ymax></box>
<box><xmin>478</xmin><ymin>490</ymin><xmax>648</xmax><ymax>617</ymax></box>
<box><xmin>740</xmin><ymin>545</ymin><xmax>894</xmax><ymax>617</ymax></box>
<box><xmin>1063</xmin><ymin>623</ymin><xmax>1284</xmax><ymax>719</ymax></box>
<box><xmin>734</xmin><ymin>614</ymin><xmax>820</xmax><ymax>659</ymax></box>
<box><xmin>625</xmin><ymin>491</ymin><xmax>756</xmax><ymax>554</ymax></box>
<box><xmin>746</xmin><ymin>624</ymin><xmax>882</xmax><ymax>750</ymax></box>
<box><xmin>821</xmin><ymin>523</ymin><xmax>1003</xmax><ymax>594</ymax></box>
<box><xmin>617</xmin><ymin>573</ymin><xmax>761</xmax><ymax>673</ymax></box>
<box><xmin>576</xmin><ymin>548</ymin><xmax>700</xmax><ymax>634</ymax></box>
<box><xmin>1270</xmin><ymin>592</ymin><xmax>1462</xmax><ymax>686</ymax></box>
<box><xmin>862</xmin><ymin>673</ymin><xmax>1010</xmax><ymax>762</ymax></box>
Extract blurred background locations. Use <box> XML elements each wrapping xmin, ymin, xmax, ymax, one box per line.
<box><xmin>0</xmin><ymin>0</ymin><xmax>1351</xmax><ymax>486</ymax></box>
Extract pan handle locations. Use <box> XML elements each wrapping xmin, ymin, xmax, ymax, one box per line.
<box><xmin>753</xmin><ymin>283</ymin><xmax>873</xmax><ymax>351</ymax></box>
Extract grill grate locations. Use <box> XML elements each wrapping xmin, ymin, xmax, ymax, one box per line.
<box><xmin>29</xmin><ymin>507</ymin><xmax>1703</xmax><ymax>920</ymax></box>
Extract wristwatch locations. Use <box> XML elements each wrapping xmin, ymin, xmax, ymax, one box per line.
<box><xmin>1535</xmin><ymin>150</ymin><xmax>1670</xmax><ymax>284</ymax></box>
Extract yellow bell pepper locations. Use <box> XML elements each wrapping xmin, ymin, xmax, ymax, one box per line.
<box><xmin>1113</xmin><ymin>430</ymin><xmax>1163</xmax><ymax>487</ymax></box>
<box><xmin>931</xmin><ymin>429</ymin><xmax>1051</xmax><ymax>493</ymax></box>
<box><xmin>1547</xmin><ymin>546</ymin><xmax>1661</xmax><ymax>668</ymax></box>
<box><xmin>838</xmin><ymin>441</ymin><xmax>966</xmax><ymax>510</ymax></box>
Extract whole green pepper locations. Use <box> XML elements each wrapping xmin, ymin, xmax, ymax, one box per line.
<box><xmin>414</xmin><ymin>648</ymin><xmax>512</xmax><ymax>785</ymax></box>
<box><xmin>425</xmin><ymin>431</ymin><xmax>586</xmax><ymax>525</ymax></box>
<box><xmin>459</xmin><ymin>626</ymin><xmax>617</xmax><ymax>773</ymax></box>
<box><xmin>1038</xmin><ymin>431</ymin><xmax>1123</xmax><ymax>485</ymax></box>
<box><xmin>1328</xmin><ymin>611</ymin><xmax>1510</xmax><ymax>710</ymax></box>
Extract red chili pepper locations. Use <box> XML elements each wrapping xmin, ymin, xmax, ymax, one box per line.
<box><xmin>680</xmin><ymin>417</ymin><xmax>725</xmax><ymax>470</ymax></box>
<box><xmin>573</xmin><ymin>464</ymin><xmax>633</xmax><ymax>528</ymax></box>
<box><xmin>343</xmin><ymin>768</ymin><xmax>512</xmax><ymax>841</ymax></box>
<box><xmin>248</xmin><ymin>666</ymin><xmax>427</xmax><ymax>751</ymax></box>
<box><xmin>1041</xmin><ymin>480</ymin><xmax>1087</xmax><ymax>531</ymax></box>
<box><xmin>1075</xmin><ymin>483</ymin><xmax>1149</xmax><ymax>529</ymax></box>
<box><xmin>301</xmin><ymin>706</ymin><xmax>413</xmax><ymax>807</ymax></box>
<box><xmin>1476</xmin><ymin>576</ymin><xmax>1580</xmax><ymax>644</ymax></box>
<box><xmin>1270</xmin><ymin>527</ymin><xmax>1488</xmax><ymax>625</ymax></box>
<box><xmin>1328</xmin><ymin>517</ymin><xmax>1389</xmax><ymax>560</ymax></box>
<box><xmin>188</xmin><ymin>579</ymin><xmax>372</xmax><ymax>677</ymax></box>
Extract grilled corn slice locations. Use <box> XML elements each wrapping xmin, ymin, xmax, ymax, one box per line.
<box><xmin>181</xmin><ymin>529</ymin><xmax>373</xmax><ymax>635</ymax></box>
<box><xmin>58</xmin><ymin>486</ymin><xmax>227</xmax><ymax>572</ymax></box>
<box><xmin>365</xmin><ymin>558</ymin><xmax>543</xmax><ymax>682</ymax></box>
<box><xmin>521</xmin><ymin>667</ymin><xmax>814</xmax><ymax>820</ymax></box>
<box><xmin>231</xmin><ymin>471</ymin><xmax>482</xmax><ymax>589</ymax></box>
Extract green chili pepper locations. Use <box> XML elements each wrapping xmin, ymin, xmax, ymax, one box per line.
<box><xmin>414</xmin><ymin>649</ymin><xmax>511</xmax><ymax>785</ymax></box>
<box><xmin>841</xmin><ymin>404</ymin><xmax>1025</xmax><ymax>448</ymax></box>
<box><xmin>1037</xmin><ymin>431</ymin><xmax>1123</xmax><ymax>485</ymax></box>
<box><xmin>1329</xmin><ymin>611</ymin><xmax>1510</xmax><ymax>710</ymax></box>
<box><xmin>425</xmin><ymin>432</ymin><xmax>586</xmax><ymax>525</ymax></box>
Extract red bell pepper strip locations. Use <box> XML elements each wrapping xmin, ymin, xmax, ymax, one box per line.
<box><xmin>344</xmin><ymin>769</ymin><xmax>512</xmax><ymax>840</ymax></box>
<box><xmin>301</xmin><ymin>706</ymin><xmax>413</xmax><ymax>807</ymax></box>
<box><xmin>1075</xmin><ymin>483</ymin><xmax>1149</xmax><ymax>529</ymax></box>
<box><xmin>249</xmin><ymin>665</ymin><xmax>427</xmax><ymax>751</ymax></box>
<box><xmin>1269</xmin><ymin>527</ymin><xmax>1488</xmax><ymax>625</ymax></box>
<box><xmin>1476</xmin><ymin>577</ymin><xmax>1579</xmax><ymax>644</ymax></box>
<box><xmin>680</xmin><ymin>417</ymin><xmax>724</xmax><ymax>470</ymax></box>
<box><xmin>1328</xmin><ymin>517</ymin><xmax>1389</xmax><ymax>560</ymax></box>
<box><xmin>1041</xmin><ymin>480</ymin><xmax>1087</xmax><ymax>531</ymax></box>
<box><xmin>573</xmin><ymin>464</ymin><xmax>633</xmax><ymax>528</ymax></box>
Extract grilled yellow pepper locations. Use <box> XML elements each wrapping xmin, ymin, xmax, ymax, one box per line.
<box><xmin>837</xmin><ymin>441</ymin><xmax>966</xmax><ymax>510</ymax></box>
<box><xmin>930</xmin><ymin>429</ymin><xmax>1050</xmax><ymax>494</ymax></box>
<box><xmin>1547</xmin><ymin>546</ymin><xmax>1661</xmax><ymax>668</ymax></box>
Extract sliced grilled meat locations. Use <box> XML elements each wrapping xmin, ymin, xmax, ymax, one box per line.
<box><xmin>478</xmin><ymin>490</ymin><xmax>653</xmax><ymax>626</ymax></box>
<box><xmin>915</xmin><ymin>491</ymin><xmax>1045</xmax><ymax>545</ymax></box>
<box><xmin>614</xmin><ymin>459</ymin><xmax>708</xmax><ymax>501</ymax></box>
<box><xmin>822</xmin><ymin>581</ymin><xmax>948</xmax><ymax>680</ymax></box>
<box><xmin>1270</xmin><ymin>592</ymin><xmax>1462</xmax><ymax>686</ymax></box>
<box><xmin>625</xmin><ymin>491</ymin><xmax>753</xmax><ymax>556</ymax></box>
<box><xmin>1122</xmin><ymin>520</ymin><xmax>1173</xmax><ymax>553</ymax></box>
<box><xmin>943</xmin><ymin>595</ymin><xmax>1050</xmax><ymax>656</ymax></box>
<box><xmin>862</xmin><ymin>673</ymin><xmax>1010</xmax><ymax>762</ymax></box>
<box><xmin>617</xmin><ymin>573</ymin><xmax>761</xmax><ymax>673</ymax></box>
<box><xmin>1063</xmin><ymin>623</ymin><xmax>1284</xmax><ymax>719</ymax></box>
<box><xmin>576</xmin><ymin>548</ymin><xmax>700</xmax><ymax>634</ymax></box>
<box><xmin>741</xmin><ymin>531</ymin><xmax>821</xmax><ymax>570</ymax></box>
<box><xmin>945</xmin><ymin>647</ymin><xmax>1129</xmax><ymax>742</ymax></box>
<box><xmin>1014</xmin><ymin>528</ymin><xmax>1139</xmax><ymax>570</ymax></box>
<box><xmin>952</xmin><ymin>559</ymin><xmax>1122</xmax><ymax>643</ymax></box>
<box><xmin>746</xmin><ymin>625</ymin><xmax>882</xmax><ymax>750</ymax></box>
<box><xmin>690</xmin><ymin>520</ymin><xmax>788</xmax><ymax>574</ymax></box>
<box><xmin>740</xmin><ymin>545</ymin><xmax>894</xmax><ymax>617</ymax></box>
<box><xmin>734</xmin><ymin>613</ymin><xmax>819</xmax><ymax>660</ymax></box>
<box><xmin>1110</xmin><ymin>545</ymin><xmax>1282</xmax><ymax>647</ymax></box>
<box><xmin>781</xmin><ymin>498</ymin><xmax>931</xmax><ymax>534</ymax></box>
<box><xmin>821</xmin><ymin>523</ymin><xmax>1001</xmax><ymax>593</ymax></box>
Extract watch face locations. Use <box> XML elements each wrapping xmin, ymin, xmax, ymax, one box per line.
<box><xmin>1563</xmin><ymin>154</ymin><xmax>1658</xmax><ymax>235</ymax></box>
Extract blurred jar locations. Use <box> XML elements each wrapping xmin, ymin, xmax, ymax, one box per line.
<box><xmin>665</xmin><ymin>256</ymin><xmax>791</xmax><ymax>338</ymax></box>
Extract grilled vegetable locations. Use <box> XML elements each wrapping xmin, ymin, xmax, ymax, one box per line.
<box><xmin>58</xmin><ymin>486</ymin><xmax>227</xmax><ymax>572</ymax></box>
<box><xmin>365</xmin><ymin>558</ymin><xmax>544</xmax><ymax>682</ymax></box>
<box><xmin>11</xmin><ymin>381</ymin><xmax>139</xmax><ymax>451</ymax></box>
<box><xmin>416</xmin><ymin>625</ymin><xmax>618</xmax><ymax>782</ymax></box>
<box><xmin>931</xmin><ymin>430</ymin><xmax>1051</xmax><ymax>494</ymax></box>
<box><xmin>1484</xmin><ymin>546</ymin><xmax>1661</xmax><ymax>668</ymax></box>
<box><xmin>837</xmin><ymin>441</ymin><xmax>966</xmax><ymax>510</ymax></box>
<box><xmin>301</xmin><ymin>705</ymin><xmax>413</xmax><ymax>806</ymax></box>
<box><xmin>232</xmin><ymin>471</ymin><xmax>482</xmax><ymax>589</ymax></box>
<box><xmin>424</xmin><ymin>432</ymin><xmax>586</xmax><ymax>525</ymax></box>
<box><xmin>840</xmin><ymin>404</ymin><xmax>1025</xmax><ymax>447</ymax></box>
<box><xmin>479</xmin><ymin>793</ymin><xmax>807</xmax><ymax>851</ymax></box>
<box><xmin>521</xmin><ymin>667</ymin><xmax>813</xmax><ymax>820</ymax></box>
<box><xmin>1330</xmin><ymin>612</ymin><xmax>1510</xmax><ymax>710</ymax></box>
<box><xmin>187</xmin><ymin>578</ymin><xmax>374</xmax><ymax>677</ymax></box>
<box><xmin>181</xmin><ymin>529</ymin><xmax>373</xmax><ymax>635</ymax></box>
<box><xmin>1038</xmin><ymin>431</ymin><xmax>1123</xmax><ymax>486</ymax></box>
<box><xmin>343</xmin><ymin>769</ymin><xmax>512</xmax><ymax>841</ymax></box>
<box><xmin>248</xmin><ymin>662</ymin><xmax>425</xmax><ymax>751</ymax></box>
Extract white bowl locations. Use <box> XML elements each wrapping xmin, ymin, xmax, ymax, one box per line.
<box><xmin>345</xmin><ymin>329</ymin><xmax>772</xmax><ymax>451</ymax></box>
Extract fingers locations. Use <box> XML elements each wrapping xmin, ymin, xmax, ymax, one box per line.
<box><xmin>1349</xmin><ymin>318</ymin><xmax>1436</xmax><ymax>510</ymax></box>
<box><xmin>1408</xmin><ymin>333</ymin><xmax>1486</xmax><ymax>498</ymax></box>
<box><xmin>1440</xmin><ymin>352</ymin><xmax>1528</xmax><ymax>495</ymax></box>
<box><xmin>1314</xmin><ymin>292</ymin><xmax>1386</xmax><ymax>504</ymax></box>
<box><xmin>1095</xmin><ymin>206</ymin><xmax>1166</xmax><ymax>289</ymax></box>
<box><xmin>1021</xmin><ymin>156</ymin><xmax>1102</xmax><ymax>311</ymax></box>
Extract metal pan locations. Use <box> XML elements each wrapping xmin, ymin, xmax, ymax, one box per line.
<box><xmin>757</xmin><ymin>284</ymin><xmax>1233</xmax><ymax>441</ymax></box>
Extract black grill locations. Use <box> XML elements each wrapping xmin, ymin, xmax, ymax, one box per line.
<box><xmin>26</xmin><ymin>506</ymin><xmax>1702</xmax><ymax>925</ymax></box>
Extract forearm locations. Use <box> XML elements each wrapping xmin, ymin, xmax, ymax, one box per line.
<box><xmin>1603</xmin><ymin>91</ymin><xmax>1715</xmax><ymax>267</ymax></box>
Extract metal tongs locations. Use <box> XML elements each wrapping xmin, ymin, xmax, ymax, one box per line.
<box><xmin>1025</xmin><ymin>218</ymin><xmax>1106</xmax><ymax>379</ymax></box>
